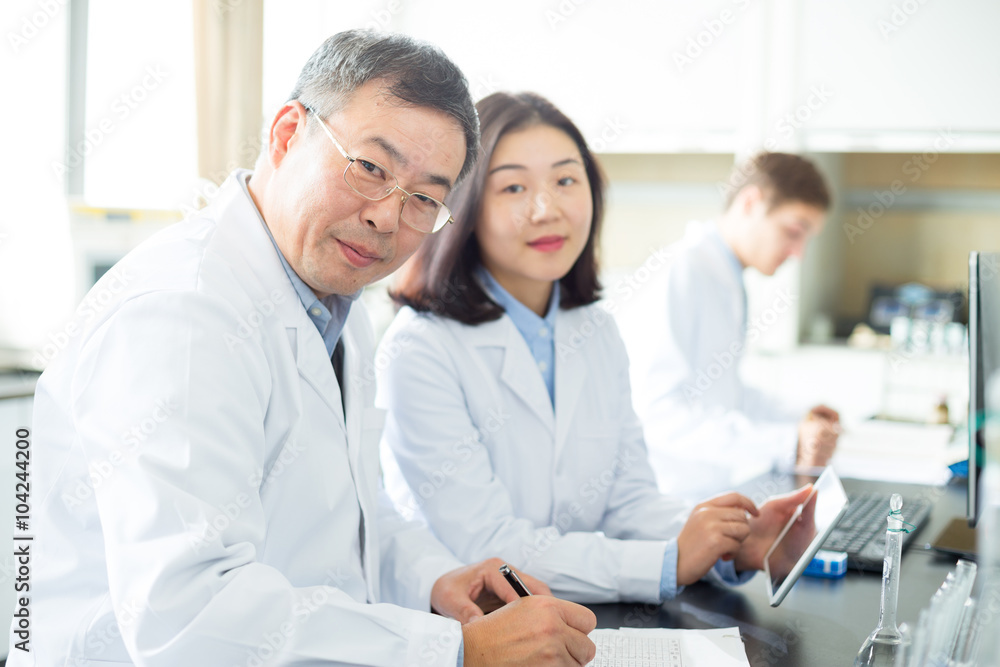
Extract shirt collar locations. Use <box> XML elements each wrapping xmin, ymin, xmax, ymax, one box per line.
<box><xmin>477</xmin><ymin>267</ymin><xmax>560</xmax><ymax>333</ymax></box>
<box><xmin>707</xmin><ymin>221</ymin><xmax>746</xmax><ymax>285</ymax></box>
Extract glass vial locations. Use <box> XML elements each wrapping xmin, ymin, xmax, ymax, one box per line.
<box><xmin>855</xmin><ymin>493</ymin><xmax>909</xmax><ymax>667</ymax></box>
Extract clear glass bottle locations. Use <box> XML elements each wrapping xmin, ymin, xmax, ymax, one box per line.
<box><xmin>855</xmin><ymin>494</ymin><xmax>909</xmax><ymax>667</ymax></box>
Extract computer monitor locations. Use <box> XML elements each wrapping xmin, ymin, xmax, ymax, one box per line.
<box><xmin>930</xmin><ymin>252</ymin><xmax>998</xmax><ymax>558</ymax></box>
<box><xmin>968</xmin><ymin>251</ymin><xmax>1000</xmax><ymax>527</ymax></box>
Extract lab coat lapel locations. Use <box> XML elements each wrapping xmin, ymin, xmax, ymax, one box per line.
<box><xmin>554</xmin><ymin>308</ymin><xmax>588</xmax><ymax>462</ymax></box>
<box><xmin>217</xmin><ymin>171</ymin><xmax>348</xmax><ymax>428</ymax></box>
<box><xmin>220</xmin><ymin>171</ymin><xmax>369</xmax><ymax>590</ymax></box>
<box><xmin>341</xmin><ymin>312</ymin><xmax>381</xmax><ymax>604</ymax></box>
<box><xmin>468</xmin><ymin>317</ymin><xmax>555</xmax><ymax>435</ymax></box>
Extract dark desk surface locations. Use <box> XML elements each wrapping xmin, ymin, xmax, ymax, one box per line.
<box><xmin>588</xmin><ymin>473</ymin><xmax>969</xmax><ymax>667</ymax></box>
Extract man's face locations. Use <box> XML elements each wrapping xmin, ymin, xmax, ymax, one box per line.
<box><xmin>744</xmin><ymin>198</ymin><xmax>826</xmax><ymax>276</ymax></box>
<box><xmin>264</xmin><ymin>81</ymin><xmax>467</xmax><ymax>297</ymax></box>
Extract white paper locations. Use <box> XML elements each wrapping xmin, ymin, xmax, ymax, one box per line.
<box><xmin>588</xmin><ymin>627</ymin><xmax>750</xmax><ymax>667</ymax></box>
<box><xmin>829</xmin><ymin>420</ymin><xmax>957</xmax><ymax>485</ymax></box>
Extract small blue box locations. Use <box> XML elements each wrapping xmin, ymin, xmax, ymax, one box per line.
<box><xmin>803</xmin><ymin>550</ymin><xmax>848</xmax><ymax>578</ymax></box>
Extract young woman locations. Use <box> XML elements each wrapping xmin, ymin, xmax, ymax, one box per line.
<box><xmin>376</xmin><ymin>92</ymin><xmax>809</xmax><ymax>604</ymax></box>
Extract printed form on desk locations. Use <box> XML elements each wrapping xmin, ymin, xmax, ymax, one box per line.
<box><xmin>587</xmin><ymin>627</ymin><xmax>750</xmax><ymax>667</ymax></box>
<box><xmin>830</xmin><ymin>420</ymin><xmax>957</xmax><ymax>485</ymax></box>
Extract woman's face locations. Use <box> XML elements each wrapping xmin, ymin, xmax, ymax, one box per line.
<box><xmin>476</xmin><ymin>123</ymin><xmax>594</xmax><ymax>301</ymax></box>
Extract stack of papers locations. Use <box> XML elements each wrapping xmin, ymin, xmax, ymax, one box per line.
<box><xmin>830</xmin><ymin>420</ymin><xmax>957</xmax><ymax>485</ymax></box>
<box><xmin>586</xmin><ymin>627</ymin><xmax>750</xmax><ymax>667</ymax></box>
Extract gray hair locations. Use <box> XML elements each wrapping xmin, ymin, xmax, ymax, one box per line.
<box><xmin>290</xmin><ymin>29</ymin><xmax>480</xmax><ymax>183</ymax></box>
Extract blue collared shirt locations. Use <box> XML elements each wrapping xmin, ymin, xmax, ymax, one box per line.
<box><xmin>239</xmin><ymin>174</ymin><xmax>359</xmax><ymax>355</ymax></box>
<box><xmin>660</xmin><ymin>547</ymin><xmax>752</xmax><ymax>601</ymax></box>
<box><xmin>478</xmin><ymin>268</ymin><xmax>559</xmax><ymax>406</ymax></box>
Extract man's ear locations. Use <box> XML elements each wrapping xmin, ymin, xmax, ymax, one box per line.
<box><xmin>739</xmin><ymin>185</ymin><xmax>765</xmax><ymax>216</ymax></box>
<box><xmin>266</xmin><ymin>101</ymin><xmax>309</xmax><ymax>169</ymax></box>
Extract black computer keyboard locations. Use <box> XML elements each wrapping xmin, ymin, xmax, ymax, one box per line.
<box><xmin>821</xmin><ymin>491</ymin><xmax>933</xmax><ymax>572</ymax></box>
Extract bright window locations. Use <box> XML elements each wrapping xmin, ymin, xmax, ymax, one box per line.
<box><xmin>82</xmin><ymin>0</ymin><xmax>197</xmax><ymax>209</ymax></box>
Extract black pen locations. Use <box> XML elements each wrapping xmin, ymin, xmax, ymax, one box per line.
<box><xmin>499</xmin><ymin>563</ymin><xmax>532</xmax><ymax>597</ymax></box>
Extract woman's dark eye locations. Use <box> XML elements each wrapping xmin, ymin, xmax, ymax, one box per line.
<box><xmin>503</xmin><ymin>184</ymin><xmax>525</xmax><ymax>194</ymax></box>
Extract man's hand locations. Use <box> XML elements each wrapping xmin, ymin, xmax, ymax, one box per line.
<box><xmin>431</xmin><ymin>558</ymin><xmax>551</xmax><ymax>624</ymax></box>
<box><xmin>734</xmin><ymin>485</ymin><xmax>814</xmax><ymax>572</ymax></box>
<box><xmin>462</xmin><ymin>596</ymin><xmax>597</xmax><ymax>666</ymax></box>
<box><xmin>797</xmin><ymin>405</ymin><xmax>841</xmax><ymax>468</ymax></box>
<box><xmin>677</xmin><ymin>492</ymin><xmax>759</xmax><ymax>586</ymax></box>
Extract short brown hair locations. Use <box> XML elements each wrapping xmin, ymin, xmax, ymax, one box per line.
<box><xmin>390</xmin><ymin>92</ymin><xmax>605</xmax><ymax>324</ymax></box>
<box><xmin>723</xmin><ymin>152</ymin><xmax>831</xmax><ymax>212</ymax></box>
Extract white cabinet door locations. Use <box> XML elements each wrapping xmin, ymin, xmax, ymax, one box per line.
<box><xmin>401</xmin><ymin>0</ymin><xmax>761</xmax><ymax>152</ymax></box>
<box><xmin>794</xmin><ymin>0</ymin><xmax>1000</xmax><ymax>151</ymax></box>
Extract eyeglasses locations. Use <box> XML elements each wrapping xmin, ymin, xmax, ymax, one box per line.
<box><xmin>303</xmin><ymin>105</ymin><xmax>454</xmax><ymax>234</ymax></box>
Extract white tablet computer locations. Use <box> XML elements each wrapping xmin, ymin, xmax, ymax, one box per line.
<box><xmin>764</xmin><ymin>467</ymin><xmax>849</xmax><ymax>607</ymax></box>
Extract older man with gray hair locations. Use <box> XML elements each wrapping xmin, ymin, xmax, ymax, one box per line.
<box><xmin>12</xmin><ymin>30</ymin><xmax>596</xmax><ymax>666</ymax></box>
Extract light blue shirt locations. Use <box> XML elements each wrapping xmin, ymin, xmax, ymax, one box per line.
<box><xmin>660</xmin><ymin>549</ymin><xmax>753</xmax><ymax>601</ymax></box>
<box><xmin>239</xmin><ymin>174</ymin><xmax>358</xmax><ymax>355</ymax></box>
<box><xmin>478</xmin><ymin>268</ymin><xmax>559</xmax><ymax>405</ymax></box>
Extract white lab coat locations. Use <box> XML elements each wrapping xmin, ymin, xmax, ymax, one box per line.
<box><xmin>377</xmin><ymin>303</ymin><xmax>692</xmax><ymax>605</ymax></box>
<box><xmin>614</xmin><ymin>221</ymin><xmax>799</xmax><ymax>501</ymax></box>
<box><xmin>9</xmin><ymin>171</ymin><xmax>464</xmax><ymax>667</ymax></box>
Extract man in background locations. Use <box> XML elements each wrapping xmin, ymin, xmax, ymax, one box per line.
<box><xmin>618</xmin><ymin>152</ymin><xmax>840</xmax><ymax>501</ymax></box>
